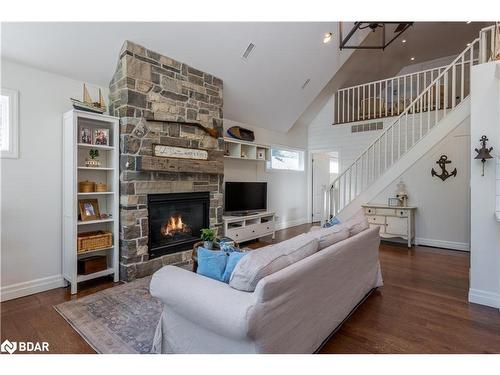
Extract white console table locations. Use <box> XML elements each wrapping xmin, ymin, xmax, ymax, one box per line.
<box><xmin>223</xmin><ymin>211</ymin><xmax>276</xmax><ymax>244</ymax></box>
<box><xmin>362</xmin><ymin>204</ymin><xmax>416</xmax><ymax>248</ymax></box>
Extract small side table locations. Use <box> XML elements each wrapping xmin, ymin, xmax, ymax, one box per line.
<box><xmin>362</xmin><ymin>204</ymin><xmax>417</xmax><ymax>248</ymax></box>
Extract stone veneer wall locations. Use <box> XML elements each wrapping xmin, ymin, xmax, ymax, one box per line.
<box><xmin>109</xmin><ymin>41</ymin><xmax>224</xmax><ymax>281</ymax></box>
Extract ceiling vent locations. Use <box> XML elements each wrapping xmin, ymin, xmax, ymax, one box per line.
<box><xmin>301</xmin><ymin>78</ymin><xmax>311</xmax><ymax>90</ymax></box>
<box><xmin>242</xmin><ymin>43</ymin><xmax>256</xmax><ymax>60</ymax></box>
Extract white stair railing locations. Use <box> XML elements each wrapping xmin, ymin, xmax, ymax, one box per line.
<box><xmin>324</xmin><ymin>26</ymin><xmax>497</xmax><ymax>221</ymax></box>
<box><xmin>333</xmin><ymin>64</ymin><xmax>454</xmax><ymax>125</ymax></box>
<box><xmin>333</xmin><ymin>25</ymin><xmax>495</xmax><ymax>126</ymax></box>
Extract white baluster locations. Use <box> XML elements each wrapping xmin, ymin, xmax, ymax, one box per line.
<box><xmin>460</xmin><ymin>55</ymin><xmax>465</xmax><ymax>102</ymax></box>
<box><xmin>452</xmin><ymin>63</ymin><xmax>456</xmax><ymax>108</ymax></box>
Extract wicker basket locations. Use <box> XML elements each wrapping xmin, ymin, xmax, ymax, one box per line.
<box><xmin>77</xmin><ymin>231</ymin><xmax>112</xmax><ymax>253</ymax></box>
<box><xmin>79</xmin><ymin>180</ymin><xmax>95</xmax><ymax>193</ymax></box>
<box><xmin>95</xmin><ymin>183</ymin><xmax>107</xmax><ymax>192</ymax></box>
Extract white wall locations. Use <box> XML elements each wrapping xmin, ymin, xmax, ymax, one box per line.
<box><xmin>308</xmin><ymin>92</ymin><xmax>471</xmax><ymax>251</ymax></box>
<box><xmin>1</xmin><ymin>60</ymin><xmax>108</xmax><ymax>301</ymax></box>
<box><xmin>308</xmin><ymin>95</ymin><xmax>391</xmax><ymax>172</ymax></box>
<box><xmin>396</xmin><ymin>54</ymin><xmax>457</xmax><ymax>76</ymax></box>
<box><xmin>372</xmin><ymin>119</ymin><xmax>471</xmax><ymax>250</ymax></box>
<box><xmin>469</xmin><ymin>61</ymin><xmax>500</xmax><ymax>309</ymax></box>
<box><xmin>223</xmin><ymin>119</ymin><xmax>308</xmax><ymax>230</ymax></box>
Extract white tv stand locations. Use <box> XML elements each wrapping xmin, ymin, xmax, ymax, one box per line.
<box><xmin>222</xmin><ymin>211</ymin><xmax>276</xmax><ymax>244</ymax></box>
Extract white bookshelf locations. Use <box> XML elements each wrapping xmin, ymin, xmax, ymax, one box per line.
<box><xmin>62</xmin><ymin>110</ymin><xmax>119</xmax><ymax>294</ymax></box>
<box><xmin>223</xmin><ymin>137</ymin><xmax>271</xmax><ymax>162</ymax></box>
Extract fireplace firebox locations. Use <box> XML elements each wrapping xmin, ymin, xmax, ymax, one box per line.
<box><xmin>148</xmin><ymin>192</ymin><xmax>210</xmax><ymax>259</ymax></box>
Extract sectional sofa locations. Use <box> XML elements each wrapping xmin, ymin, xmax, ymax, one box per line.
<box><xmin>150</xmin><ymin>213</ymin><xmax>383</xmax><ymax>353</ymax></box>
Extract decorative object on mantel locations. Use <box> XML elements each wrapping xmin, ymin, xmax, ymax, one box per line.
<box><xmin>78</xmin><ymin>199</ymin><xmax>101</xmax><ymax>221</ymax></box>
<box><xmin>78</xmin><ymin>180</ymin><xmax>95</xmax><ymax>193</ymax></box>
<box><xmin>431</xmin><ymin>155</ymin><xmax>457</xmax><ymax>181</ymax></box>
<box><xmin>227</xmin><ymin>126</ymin><xmax>255</xmax><ymax>142</ymax></box>
<box><xmin>395</xmin><ymin>180</ymin><xmax>408</xmax><ymax>206</ymax></box>
<box><xmin>85</xmin><ymin>149</ymin><xmax>101</xmax><ymax>168</ymax></box>
<box><xmin>144</xmin><ymin>118</ymin><xmax>219</xmax><ymax>138</ymax></box>
<box><xmin>474</xmin><ymin>135</ymin><xmax>494</xmax><ymax>176</ymax></box>
<box><xmin>152</xmin><ymin>144</ymin><xmax>208</xmax><ymax>160</ymax></box>
<box><xmin>70</xmin><ymin>84</ymin><xmax>106</xmax><ymax>114</ymax></box>
<box><xmin>200</xmin><ymin>228</ymin><xmax>216</xmax><ymax>250</ymax></box>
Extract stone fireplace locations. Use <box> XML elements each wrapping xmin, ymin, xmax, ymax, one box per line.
<box><xmin>148</xmin><ymin>192</ymin><xmax>209</xmax><ymax>259</ymax></box>
<box><xmin>109</xmin><ymin>40</ymin><xmax>224</xmax><ymax>281</ymax></box>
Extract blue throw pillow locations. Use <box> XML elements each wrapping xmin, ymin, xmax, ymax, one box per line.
<box><xmin>222</xmin><ymin>251</ymin><xmax>248</xmax><ymax>283</ymax></box>
<box><xmin>323</xmin><ymin>217</ymin><xmax>340</xmax><ymax>228</ymax></box>
<box><xmin>196</xmin><ymin>247</ymin><xmax>228</xmax><ymax>282</ymax></box>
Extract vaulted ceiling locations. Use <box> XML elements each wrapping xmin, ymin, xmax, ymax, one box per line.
<box><xmin>1</xmin><ymin>22</ymin><xmax>488</xmax><ymax>133</ymax></box>
<box><xmin>1</xmin><ymin>22</ymin><xmax>357</xmax><ymax>133</ymax></box>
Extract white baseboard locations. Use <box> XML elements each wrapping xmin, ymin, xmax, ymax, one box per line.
<box><xmin>275</xmin><ymin>218</ymin><xmax>309</xmax><ymax>231</ymax></box>
<box><xmin>468</xmin><ymin>288</ymin><xmax>500</xmax><ymax>308</ymax></box>
<box><xmin>415</xmin><ymin>237</ymin><xmax>470</xmax><ymax>251</ymax></box>
<box><xmin>0</xmin><ymin>275</ymin><xmax>66</xmax><ymax>302</ymax></box>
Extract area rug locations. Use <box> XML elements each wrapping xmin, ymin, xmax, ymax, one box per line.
<box><xmin>54</xmin><ymin>276</ymin><xmax>162</xmax><ymax>354</ymax></box>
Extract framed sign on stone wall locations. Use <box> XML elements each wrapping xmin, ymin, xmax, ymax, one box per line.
<box><xmin>153</xmin><ymin>144</ymin><xmax>209</xmax><ymax>160</ymax></box>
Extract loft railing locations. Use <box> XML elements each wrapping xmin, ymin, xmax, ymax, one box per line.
<box><xmin>324</xmin><ymin>25</ymin><xmax>496</xmax><ymax>222</ymax></box>
<box><xmin>333</xmin><ymin>25</ymin><xmax>496</xmax><ymax>126</ymax></box>
<box><xmin>333</xmin><ymin>62</ymin><xmax>474</xmax><ymax>125</ymax></box>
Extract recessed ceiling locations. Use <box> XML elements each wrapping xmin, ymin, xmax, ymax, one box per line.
<box><xmin>1</xmin><ymin>22</ymin><xmax>358</xmax><ymax>133</ymax></box>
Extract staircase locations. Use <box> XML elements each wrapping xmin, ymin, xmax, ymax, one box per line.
<box><xmin>324</xmin><ymin>25</ymin><xmax>496</xmax><ymax>222</ymax></box>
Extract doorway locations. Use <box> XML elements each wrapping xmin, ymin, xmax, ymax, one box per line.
<box><xmin>311</xmin><ymin>151</ymin><xmax>339</xmax><ymax>222</ymax></box>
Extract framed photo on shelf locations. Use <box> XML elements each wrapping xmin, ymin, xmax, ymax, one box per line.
<box><xmin>93</xmin><ymin>128</ymin><xmax>109</xmax><ymax>146</ymax></box>
<box><xmin>79</xmin><ymin>199</ymin><xmax>101</xmax><ymax>221</ymax></box>
<box><xmin>80</xmin><ymin>127</ymin><xmax>92</xmax><ymax>144</ymax></box>
<box><xmin>388</xmin><ymin>197</ymin><xmax>401</xmax><ymax>207</ymax></box>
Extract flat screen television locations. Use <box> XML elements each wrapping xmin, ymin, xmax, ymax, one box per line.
<box><xmin>224</xmin><ymin>182</ymin><xmax>267</xmax><ymax>215</ymax></box>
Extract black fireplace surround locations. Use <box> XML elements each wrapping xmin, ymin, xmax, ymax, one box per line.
<box><xmin>148</xmin><ymin>192</ymin><xmax>210</xmax><ymax>259</ymax></box>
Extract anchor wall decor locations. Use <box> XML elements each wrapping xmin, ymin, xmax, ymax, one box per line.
<box><xmin>431</xmin><ymin>155</ymin><xmax>457</xmax><ymax>181</ymax></box>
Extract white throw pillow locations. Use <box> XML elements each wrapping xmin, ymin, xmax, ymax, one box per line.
<box><xmin>229</xmin><ymin>233</ymin><xmax>319</xmax><ymax>292</ymax></box>
<box><xmin>307</xmin><ymin>226</ymin><xmax>350</xmax><ymax>250</ymax></box>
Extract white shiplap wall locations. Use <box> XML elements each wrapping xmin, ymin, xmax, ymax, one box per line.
<box><xmin>308</xmin><ymin>95</ymin><xmax>395</xmax><ymax>172</ymax></box>
<box><xmin>308</xmin><ymin>94</ymin><xmax>471</xmax><ymax>251</ymax></box>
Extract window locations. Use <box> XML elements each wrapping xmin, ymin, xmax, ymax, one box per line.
<box><xmin>329</xmin><ymin>158</ymin><xmax>339</xmax><ymax>174</ymax></box>
<box><xmin>1</xmin><ymin>88</ymin><xmax>19</xmax><ymax>159</ymax></box>
<box><xmin>268</xmin><ymin>147</ymin><xmax>304</xmax><ymax>171</ymax></box>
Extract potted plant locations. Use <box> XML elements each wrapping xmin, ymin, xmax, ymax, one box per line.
<box><xmin>85</xmin><ymin>149</ymin><xmax>101</xmax><ymax>168</ymax></box>
<box><xmin>200</xmin><ymin>228</ymin><xmax>216</xmax><ymax>250</ymax></box>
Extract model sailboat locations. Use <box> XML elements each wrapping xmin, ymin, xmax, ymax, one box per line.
<box><xmin>70</xmin><ymin>84</ymin><xmax>107</xmax><ymax>114</ymax></box>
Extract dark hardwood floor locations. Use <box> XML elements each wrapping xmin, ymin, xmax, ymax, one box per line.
<box><xmin>2</xmin><ymin>223</ymin><xmax>500</xmax><ymax>354</ymax></box>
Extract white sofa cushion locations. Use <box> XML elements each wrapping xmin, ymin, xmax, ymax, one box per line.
<box><xmin>307</xmin><ymin>226</ymin><xmax>350</xmax><ymax>250</ymax></box>
<box><xmin>339</xmin><ymin>210</ymin><xmax>369</xmax><ymax>236</ymax></box>
<box><xmin>229</xmin><ymin>233</ymin><xmax>319</xmax><ymax>292</ymax></box>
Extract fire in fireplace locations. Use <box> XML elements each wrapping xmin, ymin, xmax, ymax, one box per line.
<box><xmin>148</xmin><ymin>192</ymin><xmax>210</xmax><ymax>259</ymax></box>
<box><xmin>161</xmin><ymin>214</ymin><xmax>191</xmax><ymax>238</ymax></box>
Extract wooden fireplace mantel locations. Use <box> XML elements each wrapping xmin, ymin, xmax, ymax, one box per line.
<box><xmin>139</xmin><ymin>154</ymin><xmax>224</xmax><ymax>174</ymax></box>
